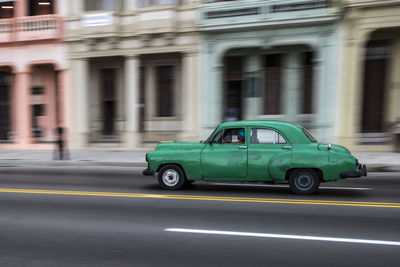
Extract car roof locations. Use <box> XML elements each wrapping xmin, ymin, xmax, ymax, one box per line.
<box><xmin>217</xmin><ymin>120</ymin><xmax>312</xmax><ymax>144</ymax></box>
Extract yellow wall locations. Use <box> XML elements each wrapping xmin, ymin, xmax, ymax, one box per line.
<box><xmin>338</xmin><ymin>1</ymin><xmax>400</xmax><ymax>151</ymax></box>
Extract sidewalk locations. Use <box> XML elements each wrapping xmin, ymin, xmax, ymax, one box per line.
<box><xmin>0</xmin><ymin>149</ymin><xmax>399</xmax><ymax>172</ymax></box>
<box><xmin>0</xmin><ymin>149</ymin><xmax>148</xmax><ymax>168</ymax></box>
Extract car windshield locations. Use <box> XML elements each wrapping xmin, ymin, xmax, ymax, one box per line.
<box><xmin>205</xmin><ymin>125</ymin><xmax>219</xmax><ymax>143</ymax></box>
<box><xmin>303</xmin><ymin>128</ymin><xmax>317</xmax><ymax>143</ymax></box>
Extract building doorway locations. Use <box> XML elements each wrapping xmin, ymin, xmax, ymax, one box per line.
<box><xmin>30</xmin><ymin>64</ymin><xmax>58</xmax><ymax>143</ymax></box>
<box><xmin>224</xmin><ymin>56</ymin><xmax>244</xmax><ymax>121</ymax></box>
<box><xmin>263</xmin><ymin>54</ymin><xmax>283</xmax><ymax>115</ymax></box>
<box><xmin>361</xmin><ymin>40</ymin><xmax>390</xmax><ymax>133</ymax></box>
<box><xmin>101</xmin><ymin>68</ymin><xmax>117</xmax><ymax>137</ymax></box>
<box><xmin>0</xmin><ymin>71</ymin><xmax>11</xmax><ymax>141</ymax></box>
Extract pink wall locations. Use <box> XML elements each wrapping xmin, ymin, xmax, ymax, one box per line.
<box><xmin>0</xmin><ymin>0</ymin><xmax>67</xmax><ymax>149</ymax></box>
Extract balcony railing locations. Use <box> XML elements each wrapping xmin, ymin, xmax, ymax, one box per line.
<box><xmin>199</xmin><ymin>0</ymin><xmax>339</xmax><ymax>30</ymax></box>
<box><xmin>0</xmin><ymin>19</ymin><xmax>13</xmax><ymax>43</ymax></box>
<box><xmin>0</xmin><ymin>15</ymin><xmax>63</xmax><ymax>43</ymax></box>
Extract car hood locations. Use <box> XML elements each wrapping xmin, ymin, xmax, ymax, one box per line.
<box><xmin>317</xmin><ymin>143</ymin><xmax>351</xmax><ymax>154</ymax></box>
<box><xmin>155</xmin><ymin>142</ymin><xmax>206</xmax><ymax>151</ymax></box>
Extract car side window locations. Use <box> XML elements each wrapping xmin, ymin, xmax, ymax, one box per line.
<box><xmin>211</xmin><ymin>128</ymin><xmax>245</xmax><ymax>144</ymax></box>
<box><xmin>250</xmin><ymin>128</ymin><xmax>287</xmax><ymax>144</ymax></box>
<box><xmin>222</xmin><ymin>128</ymin><xmax>245</xmax><ymax>144</ymax></box>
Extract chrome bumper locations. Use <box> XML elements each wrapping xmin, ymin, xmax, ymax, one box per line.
<box><xmin>340</xmin><ymin>164</ymin><xmax>367</xmax><ymax>179</ymax></box>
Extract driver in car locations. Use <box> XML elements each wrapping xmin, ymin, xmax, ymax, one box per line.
<box><xmin>232</xmin><ymin>129</ymin><xmax>245</xmax><ymax>144</ymax></box>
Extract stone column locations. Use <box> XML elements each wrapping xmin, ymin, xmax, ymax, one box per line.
<box><xmin>145</xmin><ymin>65</ymin><xmax>155</xmax><ymax>120</ymax></box>
<box><xmin>15</xmin><ymin>0</ymin><xmax>26</xmax><ymax>17</ymax></box>
<box><xmin>179</xmin><ymin>52</ymin><xmax>199</xmax><ymax>141</ymax></box>
<box><xmin>124</xmin><ymin>55</ymin><xmax>140</xmax><ymax>148</ymax></box>
<box><xmin>56</xmin><ymin>69</ymin><xmax>68</xmax><ymax>127</ymax></box>
<box><xmin>14</xmin><ymin>71</ymin><xmax>32</xmax><ymax>145</ymax></box>
<box><xmin>202</xmin><ymin>44</ymin><xmax>222</xmax><ymax>138</ymax></box>
<box><xmin>337</xmin><ymin>33</ymin><xmax>370</xmax><ymax>147</ymax></box>
<box><xmin>387</xmin><ymin>38</ymin><xmax>400</xmax><ymax>123</ymax></box>
<box><xmin>72</xmin><ymin>0</ymin><xmax>84</xmax><ymax>14</ymax></box>
<box><xmin>69</xmin><ymin>59</ymin><xmax>89</xmax><ymax>149</ymax></box>
<box><xmin>284</xmin><ymin>51</ymin><xmax>301</xmax><ymax>121</ymax></box>
<box><xmin>56</xmin><ymin>0</ymin><xmax>67</xmax><ymax>16</ymax></box>
<box><xmin>124</xmin><ymin>0</ymin><xmax>137</xmax><ymax>11</ymax></box>
<box><xmin>315</xmin><ymin>44</ymin><xmax>327</xmax><ymax>140</ymax></box>
<box><xmin>243</xmin><ymin>53</ymin><xmax>262</xmax><ymax>120</ymax></box>
<box><xmin>213</xmin><ymin>64</ymin><xmax>223</xmax><ymax>125</ymax></box>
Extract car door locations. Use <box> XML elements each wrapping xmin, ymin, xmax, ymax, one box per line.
<box><xmin>201</xmin><ymin>127</ymin><xmax>248</xmax><ymax>179</ymax></box>
<box><xmin>247</xmin><ymin>128</ymin><xmax>291</xmax><ymax>181</ymax></box>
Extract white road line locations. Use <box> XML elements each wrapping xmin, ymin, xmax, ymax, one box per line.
<box><xmin>210</xmin><ymin>183</ymin><xmax>371</xmax><ymax>191</ymax></box>
<box><xmin>165</xmin><ymin>228</ymin><xmax>400</xmax><ymax>246</ymax></box>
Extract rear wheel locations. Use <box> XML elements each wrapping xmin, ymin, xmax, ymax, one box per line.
<box><xmin>288</xmin><ymin>169</ymin><xmax>320</xmax><ymax>195</ymax></box>
<box><xmin>158</xmin><ymin>164</ymin><xmax>186</xmax><ymax>190</ymax></box>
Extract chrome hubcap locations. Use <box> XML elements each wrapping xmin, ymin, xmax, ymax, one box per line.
<box><xmin>162</xmin><ymin>169</ymin><xmax>179</xmax><ymax>187</ymax></box>
<box><xmin>295</xmin><ymin>174</ymin><xmax>313</xmax><ymax>191</ymax></box>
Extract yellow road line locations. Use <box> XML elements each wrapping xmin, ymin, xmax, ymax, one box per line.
<box><xmin>0</xmin><ymin>188</ymin><xmax>399</xmax><ymax>208</ymax></box>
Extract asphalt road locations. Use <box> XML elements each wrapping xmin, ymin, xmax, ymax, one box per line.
<box><xmin>0</xmin><ymin>168</ymin><xmax>399</xmax><ymax>266</ymax></box>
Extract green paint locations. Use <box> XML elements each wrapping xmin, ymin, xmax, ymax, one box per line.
<box><xmin>146</xmin><ymin>121</ymin><xmax>360</xmax><ymax>183</ymax></box>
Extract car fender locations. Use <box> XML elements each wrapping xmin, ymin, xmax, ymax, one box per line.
<box><xmin>268</xmin><ymin>152</ymin><xmax>292</xmax><ymax>181</ymax></box>
<box><xmin>148</xmin><ymin>150</ymin><xmax>202</xmax><ymax>180</ymax></box>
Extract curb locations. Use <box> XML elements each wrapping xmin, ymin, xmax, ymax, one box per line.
<box><xmin>0</xmin><ymin>160</ymin><xmax>147</xmax><ymax>168</ymax></box>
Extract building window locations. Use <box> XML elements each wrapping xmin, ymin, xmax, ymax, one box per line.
<box><xmin>156</xmin><ymin>66</ymin><xmax>174</xmax><ymax>117</ymax></box>
<box><xmin>0</xmin><ymin>72</ymin><xmax>11</xmax><ymax>141</ymax></box>
<box><xmin>31</xmin><ymin>86</ymin><xmax>45</xmax><ymax>95</ymax></box>
<box><xmin>86</xmin><ymin>0</ymin><xmax>121</xmax><ymax>11</ymax></box>
<box><xmin>29</xmin><ymin>0</ymin><xmax>54</xmax><ymax>16</ymax></box>
<box><xmin>31</xmin><ymin>104</ymin><xmax>45</xmax><ymax>138</ymax></box>
<box><xmin>137</xmin><ymin>0</ymin><xmax>178</xmax><ymax>7</ymax></box>
<box><xmin>301</xmin><ymin>52</ymin><xmax>314</xmax><ymax>114</ymax></box>
<box><xmin>263</xmin><ymin>54</ymin><xmax>282</xmax><ymax>115</ymax></box>
<box><xmin>33</xmin><ymin>104</ymin><xmax>45</xmax><ymax>117</ymax></box>
<box><xmin>0</xmin><ymin>1</ymin><xmax>14</xmax><ymax>19</ymax></box>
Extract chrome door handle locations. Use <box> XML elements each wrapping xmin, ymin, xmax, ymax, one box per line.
<box><xmin>238</xmin><ymin>145</ymin><xmax>247</xmax><ymax>149</ymax></box>
<box><xmin>282</xmin><ymin>145</ymin><xmax>292</xmax><ymax>150</ymax></box>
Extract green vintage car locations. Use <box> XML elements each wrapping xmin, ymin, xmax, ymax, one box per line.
<box><xmin>143</xmin><ymin>120</ymin><xmax>367</xmax><ymax>195</ymax></box>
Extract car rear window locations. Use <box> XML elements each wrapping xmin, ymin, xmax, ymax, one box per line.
<box><xmin>250</xmin><ymin>128</ymin><xmax>286</xmax><ymax>144</ymax></box>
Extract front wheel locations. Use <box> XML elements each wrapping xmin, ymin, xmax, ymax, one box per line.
<box><xmin>158</xmin><ymin>165</ymin><xmax>186</xmax><ymax>190</ymax></box>
<box><xmin>288</xmin><ymin>169</ymin><xmax>320</xmax><ymax>195</ymax></box>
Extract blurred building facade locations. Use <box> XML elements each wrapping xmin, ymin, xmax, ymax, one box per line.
<box><xmin>1</xmin><ymin>0</ymin><xmax>400</xmax><ymax>152</ymax></box>
<box><xmin>199</xmin><ymin>0</ymin><xmax>341</xmax><ymax>142</ymax></box>
<box><xmin>338</xmin><ymin>0</ymin><xmax>400</xmax><ymax>151</ymax></box>
<box><xmin>0</xmin><ymin>0</ymin><xmax>67</xmax><ymax>149</ymax></box>
<box><xmin>67</xmin><ymin>0</ymin><xmax>200</xmax><ymax>149</ymax></box>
